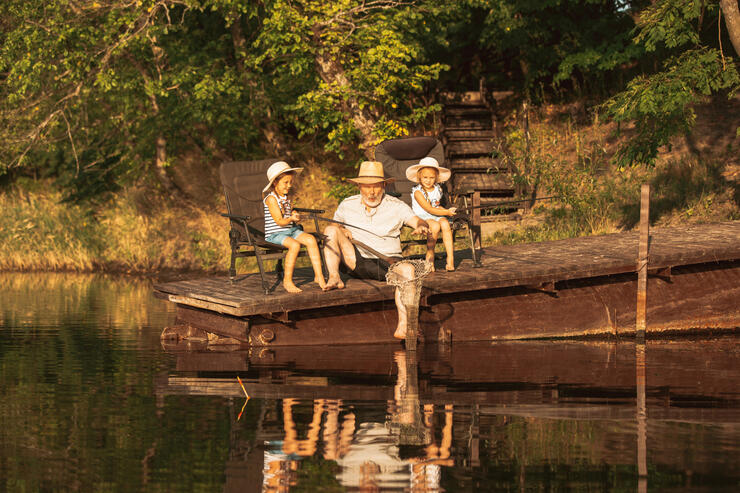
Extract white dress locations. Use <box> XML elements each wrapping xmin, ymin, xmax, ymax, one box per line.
<box><xmin>411</xmin><ymin>184</ymin><xmax>443</xmax><ymax>221</ymax></box>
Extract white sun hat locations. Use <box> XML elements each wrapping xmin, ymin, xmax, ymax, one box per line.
<box><xmin>405</xmin><ymin>156</ymin><xmax>451</xmax><ymax>183</ymax></box>
<box><xmin>262</xmin><ymin>161</ymin><xmax>303</xmax><ymax>193</ymax></box>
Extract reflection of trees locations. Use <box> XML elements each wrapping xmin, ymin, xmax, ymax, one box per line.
<box><xmin>0</xmin><ymin>273</ymin><xmax>226</xmax><ymax>491</ymax></box>
<box><xmin>0</xmin><ymin>272</ymin><xmax>174</xmax><ymax>338</ymax></box>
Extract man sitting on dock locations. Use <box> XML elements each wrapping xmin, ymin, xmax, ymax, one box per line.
<box><xmin>323</xmin><ymin>161</ymin><xmax>430</xmax><ymax>339</ymax></box>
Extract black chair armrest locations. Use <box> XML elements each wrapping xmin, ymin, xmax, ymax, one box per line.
<box><xmin>293</xmin><ymin>207</ymin><xmax>326</xmax><ymax>214</ymax></box>
<box><xmin>221</xmin><ymin>213</ymin><xmax>251</xmax><ymax>222</ymax></box>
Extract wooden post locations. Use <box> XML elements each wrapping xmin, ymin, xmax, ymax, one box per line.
<box><xmin>636</xmin><ymin>342</ymin><xmax>648</xmax><ymax>485</ymax></box>
<box><xmin>472</xmin><ymin>191</ymin><xmax>482</xmax><ymax>251</ymax></box>
<box><xmin>636</xmin><ymin>184</ymin><xmax>650</xmax><ymax>341</ymax></box>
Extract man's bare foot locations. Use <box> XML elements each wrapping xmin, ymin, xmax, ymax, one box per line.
<box><xmin>393</xmin><ymin>325</ymin><xmax>406</xmax><ymax>340</ymax></box>
<box><xmin>425</xmin><ymin>252</ymin><xmax>435</xmax><ymax>272</ymax></box>
<box><xmin>445</xmin><ymin>260</ymin><xmax>455</xmax><ymax>271</ymax></box>
<box><xmin>315</xmin><ymin>276</ymin><xmax>328</xmax><ymax>291</ymax></box>
<box><xmin>283</xmin><ymin>281</ymin><xmax>302</xmax><ymax>293</ymax></box>
<box><xmin>325</xmin><ymin>275</ymin><xmax>345</xmax><ymax>290</ymax></box>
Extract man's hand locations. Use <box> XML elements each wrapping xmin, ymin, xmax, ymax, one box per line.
<box><xmin>341</xmin><ymin>227</ymin><xmax>353</xmax><ymax>240</ymax></box>
<box><xmin>412</xmin><ymin>223</ymin><xmax>430</xmax><ymax>236</ymax></box>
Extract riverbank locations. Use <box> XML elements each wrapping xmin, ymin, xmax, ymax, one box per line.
<box><xmin>2</xmin><ymin>102</ymin><xmax>738</xmax><ymax>275</ymax></box>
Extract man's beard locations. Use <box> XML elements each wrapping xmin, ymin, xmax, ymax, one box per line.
<box><xmin>362</xmin><ymin>192</ymin><xmax>383</xmax><ymax>208</ymax></box>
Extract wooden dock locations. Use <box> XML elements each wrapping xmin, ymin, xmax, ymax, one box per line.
<box><xmin>155</xmin><ymin>221</ymin><xmax>740</xmax><ymax>345</ymax></box>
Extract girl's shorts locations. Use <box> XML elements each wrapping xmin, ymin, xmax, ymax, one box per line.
<box><xmin>265</xmin><ymin>225</ymin><xmax>304</xmax><ymax>246</ymax></box>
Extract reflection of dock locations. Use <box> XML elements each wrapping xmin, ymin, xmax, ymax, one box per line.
<box><xmin>158</xmin><ymin>340</ymin><xmax>740</xmax><ymax>423</ymax></box>
<box><xmin>157</xmin><ymin>340</ymin><xmax>740</xmax><ymax>491</ymax></box>
<box><xmin>155</xmin><ymin>222</ymin><xmax>740</xmax><ymax>345</ymax></box>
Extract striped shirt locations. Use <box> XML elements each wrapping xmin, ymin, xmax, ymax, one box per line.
<box><xmin>263</xmin><ymin>192</ymin><xmax>293</xmax><ymax>236</ymax></box>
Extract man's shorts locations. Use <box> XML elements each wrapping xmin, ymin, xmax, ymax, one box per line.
<box><xmin>339</xmin><ymin>244</ymin><xmax>398</xmax><ymax>281</ymax></box>
<box><xmin>265</xmin><ymin>225</ymin><xmax>304</xmax><ymax>246</ymax></box>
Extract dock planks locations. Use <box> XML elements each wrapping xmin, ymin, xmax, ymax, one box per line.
<box><xmin>154</xmin><ymin>221</ymin><xmax>740</xmax><ymax>318</ymax></box>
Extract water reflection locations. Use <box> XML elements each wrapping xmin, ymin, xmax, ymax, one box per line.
<box><xmin>2</xmin><ymin>273</ymin><xmax>740</xmax><ymax>491</ymax></box>
<box><xmin>161</xmin><ymin>339</ymin><xmax>740</xmax><ymax>491</ymax></box>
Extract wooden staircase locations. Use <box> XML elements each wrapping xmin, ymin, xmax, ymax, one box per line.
<box><xmin>440</xmin><ymin>91</ymin><xmax>521</xmax><ymax>221</ymax></box>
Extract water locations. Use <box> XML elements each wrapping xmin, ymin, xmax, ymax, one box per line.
<box><xmin>1</xmin><ymin>273</ymin><xmax>739</xmax><ymax>491</ymax></box>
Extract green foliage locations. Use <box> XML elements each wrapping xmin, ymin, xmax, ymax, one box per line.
<box><xmin>252</xmin><ymin>0</ymin><xmax>448</xmax><ymax>155</ymax></box>
<box><xmin>604</xmin><ymin>0</ymin><xmax>740</xmax><ymax>166</ymax></box>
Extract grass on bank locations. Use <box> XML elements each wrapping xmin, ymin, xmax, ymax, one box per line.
<box><xmin>0</xmin><ymin>182</ymin><xmax>231</xmax><ymax>273</ymax></box>
<box><xmin>486</xmin><ymin>104</ymin><xmax>739</xmax><ymax>245</ymax></box>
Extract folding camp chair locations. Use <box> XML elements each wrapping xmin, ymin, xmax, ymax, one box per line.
<box><xmin>375</xmin><ymin>136</ymin><xmax>481</xmax><ymax>266</ymax></box>
<box><xmin>219</xmin><ymin>159</ymin><xmax>326</xmax><ymax>294</ymax></box>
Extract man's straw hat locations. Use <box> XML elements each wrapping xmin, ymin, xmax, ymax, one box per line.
<box><xmin>405</xmin><ymin>156</ymin><xmax>451</xmax><ymax>183</ymax></box>
<box><xmin>262</xmin><ymin>161</ymin><xmax>303</xmax><ymax>193</ymax></box>
<box><xmin>347</xmin><ymin>161</ymin><xmax>395</xmax><ymax>185</ymax></box>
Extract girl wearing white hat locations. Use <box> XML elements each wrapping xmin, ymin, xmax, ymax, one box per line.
<box><xmin>406</xmin><ymin>157</ymin><xmax>457</xmax><ymax>271</ymax></box>
<box><xmin>263</xmin><ymin>161</ymin><xmax>327</xmax><ymax>292</ymax></box>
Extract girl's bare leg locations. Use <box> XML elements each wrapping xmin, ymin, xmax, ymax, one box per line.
<box><xmin>296</xmin><ymin>232</ymin><xmax>327</xmax><ymax>289</ymax></box>
<box><xmin>425</xmin><ymin>219</ymin><xmax>441</xmax><ymax>271</ymax></box>
<box><xmin>440</xmin><ymin>218</ymin><xmax>455</xmax><ymax>271</ymax></box>
<box><xmin>281</xmin><ymin>237</ymin><xmax>302</xmax><ymax>293</ymax></box>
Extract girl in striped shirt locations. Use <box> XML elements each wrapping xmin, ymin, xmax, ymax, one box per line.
<box><xmin>263</xmin><ymin>161</ymin><xmax>327</xmax><ymax>293</ymax></box>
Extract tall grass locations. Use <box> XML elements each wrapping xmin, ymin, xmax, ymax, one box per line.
<box><xmin>486</xmin><ymin>106</ymin><xmax>739</xmax><ymax>246</ymax></box>
<box><xmin>0</xmin><ymin>183</ymin><xmax>232</xmax><ymax>273</ymax></box>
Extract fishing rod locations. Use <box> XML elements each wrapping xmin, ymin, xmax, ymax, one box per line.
<box><xmin>296</xmin><ymin>210</ymin><xmax>401</xmax><ymax>264</ymax></box>
<box><xmin>297</xmin><ymin>209</ymin><xmax>387</xmax><ymax>239</ymax></box>
<box><xmin>455</xmin><ymin>195</ymin><xmax>562</xmax><ymax>213</ymax></box>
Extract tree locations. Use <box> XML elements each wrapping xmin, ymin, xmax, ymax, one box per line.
<box><xmin>0</xmin><ymin>1</ymin><xmax>263</xmax><ymax>198</ymax></box>
<box><xmin>250</xmin><ymin>0</ymin><xmax>447</xmax><ymax>158</ymax></box>
<box><xmin>603</xmin><ymin>0</ymin><xmax>740</xmax><ymax>166</ymax></box>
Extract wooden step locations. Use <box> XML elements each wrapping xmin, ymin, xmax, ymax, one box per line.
<box><xmin>439</xmin><ymin>91</ymin><xmax>485</xmax><ymax>105</ymax></box>
<box><xmin>449</xmin><ymin>157</ymin><xmax>508</xmax><ymax>171</ymax></box>
<box><xmin>443</xmin><ymin>119</ymin><xmax>492</xmax><ymax>130</ymax></box>
<box><xmin>447</xmin><ymin>140</ymin><xmax>494</xmax><ymax>156</ymax></box>
<box><xmin>450</xmin><ymin>173</ymin><xmax>515</xmax><ymax>192</ymax></box>
<box><xmin>443</xmin><ymin>106</ymin><xmax>491</xmax><ymax>117</ymax></box>
<box><xmin>443</xmin><ymin>129</ymin><xmax>495</xmax><ymax>141</ymax></box>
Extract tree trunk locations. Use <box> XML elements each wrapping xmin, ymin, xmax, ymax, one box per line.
<box><xmin>128</xmin><ymin>43</ymin><xmax>182</xmax><ymax>197</ymax></box>
<box><xmin>720</xmin><ymin>0</ymin><xmax>740</xmax><ymax>57</ymax></box>
<box><xmin>313</xmin><ymin>35</ymin><xmax>377</xmax><ymax>158</ymax></box>
<box><xmin>230</xmin><ymin>18</ymin><xmax>291</xmax><ymax>158</ymax></box>
<box><xmin>153</xmin><ymin>135</ymin><xmax>178</xmax><ymax>196</ymax></box>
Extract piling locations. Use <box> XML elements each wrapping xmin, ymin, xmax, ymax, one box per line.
<box><xmin>636</xmin><ymin>184</ymin><xmax>650</xmax><ymax>341</ymax></box>
<box><xmin>636</xmin><ymin>342</ymin><xmax>648</xmax><ymax>484</ymax></box>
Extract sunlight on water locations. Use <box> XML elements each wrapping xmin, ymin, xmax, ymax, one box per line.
<box><xmin>1</xmin><ymin>273</ymin><xmax>739</xmax><ymax>491</ymax></box>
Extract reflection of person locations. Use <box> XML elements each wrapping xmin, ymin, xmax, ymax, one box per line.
<box><xmin>407</xmin><ymin>157</ymin><xmax>457</xmax><ymax>272</ymax></box>
<box><xmin>323</xmin><ymin>161</ymin><xmax>430</xmax><ymax>339</ymax></box>
<box><xmin>265</xmin><ymin>398</ymin><xmax>357</xmax><ymax>492</ymax></box>
<box><xmin>263</xmin><ymin>161</ymin><xmax>327</xmax><ymax>293</ymax></box>
<box><xmin>391</xmin><ymin>350</ymin><xmax>454</xmax><ymax>491</ymax></box>
<box><xmin>407</xmin><ymin>404</ymin><xmax>454</xmax><ymax>492</ymax></box>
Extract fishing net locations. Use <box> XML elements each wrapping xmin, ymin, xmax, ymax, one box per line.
<box><xmin>386</xmin><ymin>259</ymin><xmax>433</xmax><ymax>304</ymax></box>
<box><xmin>386</xmin><ymin>259</ymin><xmax>433</xmax><ymax>349</ymax></box>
